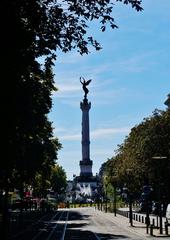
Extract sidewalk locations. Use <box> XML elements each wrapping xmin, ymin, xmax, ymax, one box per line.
<box><xmin>95</xmin><ymin>208</ymin><xmax>170</xmax><ymax>239</ymax></box>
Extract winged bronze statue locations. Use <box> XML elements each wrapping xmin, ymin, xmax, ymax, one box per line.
<box><xmin>80</xmin><ymin>77</ymin><xmax>92</xmax><ymax>99</ymax></box>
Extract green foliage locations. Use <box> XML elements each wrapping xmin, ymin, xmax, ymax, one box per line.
<box><xmin>33</xmin><ymin>173</ymin><xmax>51</xmax><ymax>197</ymax></box>
<box><xmin>2</xmin><ymin>0</ymin><xmax>142</xmax><ymax>194</ymax></box>
<box><xmin>102</xmin><ymin>109</ymin><xmax>170</xmax><ymax>201</ymax></box>
<box><xmin>50</xmin><ymin>164</ymin><xmax>67</xmax><ymax>194</ymax></box>
<box><xmin>32</xmin><ymin>162</ymin><xmax>66</xmax><ymax>197</ymax></box>
<box><xmin>5</xmin><ymin>0</ymin><xmax>143</xmax><ymax>59</ymax></box>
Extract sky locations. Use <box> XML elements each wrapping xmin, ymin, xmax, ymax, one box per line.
<box><xmin>49</xmin><ymin>0</ymin><xmax>170</xmax><ymax>180</ymax></box>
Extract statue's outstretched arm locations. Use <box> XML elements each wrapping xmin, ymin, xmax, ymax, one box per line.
<box><xmin>80</xmin><ymin>76</ymin><xmax>86</xmax><ymax>85</ymax></box>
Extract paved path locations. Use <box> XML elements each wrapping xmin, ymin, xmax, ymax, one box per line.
<box><xmin>9</xmin><ymin>207</ymin><xmax>170</xmax><ymax>239</ymax></box>
<box><xmin>95</xmin><ymin>208</ymin><xmax>169</xmax><ymax>239</ymax></box>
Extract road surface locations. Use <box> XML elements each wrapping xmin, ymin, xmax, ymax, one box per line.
<box><xmin>10</xmin><ymin>207</ymin><xmax>157</xmax><ymax>240</ymax></box>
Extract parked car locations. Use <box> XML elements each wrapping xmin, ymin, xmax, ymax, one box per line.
<box><xmin>166</xmin><ymin>204</ymin><xmax>170</xmax><ymax>225</ymax></box>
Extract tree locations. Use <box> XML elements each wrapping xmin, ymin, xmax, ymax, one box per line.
<box><xmin>50</xmin><ymin>164</ymin><xmax>67</xmax><ymax>195</ymax></box>
<box><xmin>1</xmin><ymin>1</ymin><xmax>143</xmax><ymax>236</ymax></box>
<box><xmin>4</xmin><ymin>0</ymin><xmax>143</xmax><ymax>58</ymax></box>
<box><xmin>32</xmin><ymin>137</ymin><xmax>62</xmax><ymax>197</ymax></box>
<box><xmin>3</xmin><ymin>0</ymin><xmax>143</xmax><ymax>162</ymax></box>
<box><xmin>1</xmin><ymin>0</ymin><xmax>143</xmax><ymax>195</ymax></box>
<box><xmin>15</xmin><ymin>62</ymin><xmax>62</xmax><ymax>192</ymax></box>
<box><xmin>102</xmin><ymin>109</ymin><xmax>170</xmax><ymax>202</ymax></box>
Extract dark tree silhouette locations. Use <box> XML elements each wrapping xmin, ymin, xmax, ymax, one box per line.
<box><xmin>1</xmin><ymin>1</ymin><xmax>143</xmax><ymax>236</ymax></box>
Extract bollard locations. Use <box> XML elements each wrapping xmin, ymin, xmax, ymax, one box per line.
<box><xmin>152</xmin><ymin>218</ymin><xmax>155</xmax><ymax>226</ymax></box>
<box><xmin>146</xmin><ymin>215</ymin><xmax>150</xmax><ymax>234</ymax></box>
<box><xmin>165</xmin><ymin>222</ymin><xmax>168</xmax><ymax>235</ymax></box>
<box><xmin>156</xmin><ymin>215</ymin><xmax>159</xmax><ymax>229</ymax></box>
<box><xmin>142</xmin><ymin>216</ymin><xmax>144</xmax><ymax>223</ymax></box>
<box><xmin>150</xmin><ymin>224</ymin><xmax>154</xmax><ymax>236</ymax></box>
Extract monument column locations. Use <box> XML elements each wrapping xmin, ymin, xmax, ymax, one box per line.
<box><xmin>79</xmin><ymin>78</ymin><xmax>93</xmax><ymax>177</ymax></box>
<box><xmin>81</xmin><ymin>99</ymin><xmax>91</xmax><ymax>161</ymax></box>
<box><xmin>79</xmin><ymin>99</ymin><xmax>93</xmax><ymax>177</ymax></box>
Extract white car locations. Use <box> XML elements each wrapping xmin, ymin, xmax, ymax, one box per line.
<box><xmin>166</xmin><ymin>204</ymin><xmax>170</xmax><ymax>225</ymax></box>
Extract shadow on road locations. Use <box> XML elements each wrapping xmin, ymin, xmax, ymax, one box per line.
<box><xmin>98</xmin><ymin>233</ymin><xmax>128</xmax><ymax>239</ymax></box>
<box><xmin>64</xmin><ymin>228</ymin><xmax>128</xmax><ymax>239</ymax></box>
<box><xmin>67</xmin><ymin>210</ymin><xmax>90</xmax><ymax>221</ymax></box>
<box><xmin>64</xmin><ymin>211</ymin><xmax>128</xmax><ymax>239</ymax></box>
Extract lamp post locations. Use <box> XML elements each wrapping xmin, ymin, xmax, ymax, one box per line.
<box><xmin>111</xmin><ymin>174</ymin><xmax>118</xmax><ymax>217</ymax></box>
<box><xmin>100</xmin><ymin>186</ymin><xmax>104</xmax><ymax>211</ymax></box>
<box><xmin>98</xmin><ymin>183</ymin><xmax>103</xmax><ymax>211</ymax></box>
<box><xmin>72</xmin><ymin>174</ymin><xmax>77</xmax><ymax>208</ymax></box>
<box><xmin>152</xmin><ymin>156</ymin><xmax>167</xmax><ymax>235</ymax></box>
<box><xmin>113</xmin><ymin>186</ymin><xmax>117</xmax><ymax>216</ymax></box>
<box><xmin>103</xmin><ymin>176</ymin><xmax>109</xmax><ymax>213</ymax></box>
<box><xmin>126</xmin><ymin>168</ymin><xmax>133</xmax><ymax>227</ymax></box>
<box><xmin>96</xmin><ymin>181</ymin><xmax>101</xmax><ymax>210</ymax></box>
<box><xmin>105</xmin><ymin>182</ymin><xmax>108</xmax><ymax>213</ymax></box>
<box><xmin>142</xmin><ymin>184</ymin><xmax>152</xmax><ymax>234</ymax></box>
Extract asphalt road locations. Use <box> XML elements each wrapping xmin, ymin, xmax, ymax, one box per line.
<box><xmin>10</xmin><ymin>207</ymin><xmax>150</xmax><ymax>240</ymax></box>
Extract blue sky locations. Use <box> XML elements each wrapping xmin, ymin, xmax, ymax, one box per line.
<box><xmin>49</xmin><ymin>0</ymin><xmax>170</xmax><ymax>180</ymax></box>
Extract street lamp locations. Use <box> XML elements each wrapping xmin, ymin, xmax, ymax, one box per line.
<box><xmin>113</xmin><ymin>185</ymin><xmax>117</xmax><ymax>216</ymax></box>
<box><xmin>95</xmin><ymin>181</ymin><xmax>101</xmax><ymax>210</ymax></box>
<box><xmin>100</xmin><ymin>186</ymin><xmax>104</xmax><ymax>211</ymax></box>
<box><xmin>152</xmin><ymin>156</ymin><xmax>167</xmax><ymax>235</ymax></box>
<box><xmin>142</xmin><ymin>184</ymin><xmax>152</xmax><ymax>234</ymax></box>
<box><xmin>126</xmin><ymin>168</ymin><xmax>133</xmax><ymax>227</ymax></box>
<box><xmin>111</xmin><ymin>174</ymin><xmax>118</xmax><ymax>217</ymax></box>
<box><xmin>103</xmin><ymin>176</ymin><xmax>109</xmax><ymax>213</ymax></box>
<box><xmin>97</xmin><ymin>182</ymin><xmax>103</xmax><ymax>211</ymax></box>
<box><xmin>105</xmin><ymin>182</ymin><xmax>108</xmax><ymax>213</ymax></box>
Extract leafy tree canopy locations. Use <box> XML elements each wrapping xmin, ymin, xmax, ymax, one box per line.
<box><xmin>2</xmin><ymin>0</ymin><xmax>143</xmax><ymax>194</ymax></box>
<box><xmin>102</xmin><ymin>109</ymin><xmax>170</xmax><ymax>201</ymax></box>
<box><xmin>6</xmin><ymin>0</ymin><xmax>143</xmax><ymax>61</ymax></box>
<box><xmin>50</xmin><ymin>164</ymin><xmax>67</xmax><ymax>195</ymax></box>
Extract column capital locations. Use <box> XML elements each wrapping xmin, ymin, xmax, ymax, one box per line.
<box><xmin>80</xmin><ymin>100</ymin><xmax>91</xmax><ymax>111</ymax></box>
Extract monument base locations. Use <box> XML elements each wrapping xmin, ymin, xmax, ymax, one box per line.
<box><xmin>79</xmin><ymin>160</ymin><xmax>93</xmax><ymax>177</ymax></box>
<box><xmin>73</xmin><ymin>175</ymin><xmax>98</xmax><ymax>202</ymax></box>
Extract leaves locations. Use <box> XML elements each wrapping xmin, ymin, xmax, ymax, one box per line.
<box><xmin>50</xmin><ymin>164</ymin><xmax>67</xmax><ymax>194</ymax></box>
<box><xmin>2</xmin><ymin>0</ymin><xmax>143</xmax><ymax>195</ymax></box>
<box><xmin>101</xmin><ymin>109</ymin><xmax>170</xmax><ymax>201</ymax></box>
